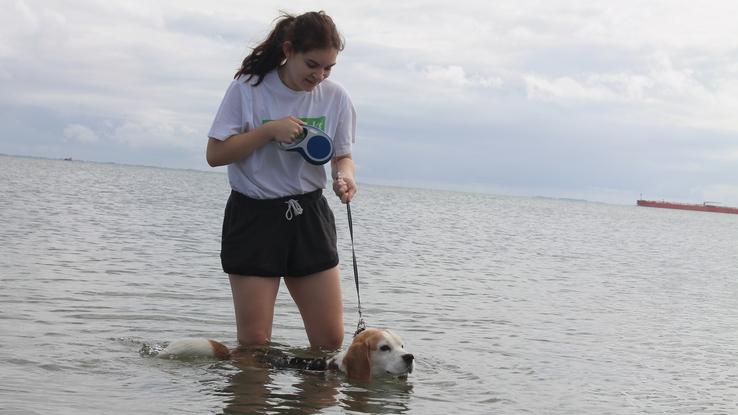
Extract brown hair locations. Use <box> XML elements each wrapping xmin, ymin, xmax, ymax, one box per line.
<box><xmin>235</xmin><ymin>11</ymin><xmax>344</xmax><ymax>85</ymax></box>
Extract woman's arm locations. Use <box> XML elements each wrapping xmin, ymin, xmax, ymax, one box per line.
<box><xmin>331</xmin><ymin>154</ymin><xmax>356</xmax><ymax>203</ymax></box>
<box><xmin>206</xmin><ymin>116</ymin><xmax>304</xmax><ymax>167</ymax></box>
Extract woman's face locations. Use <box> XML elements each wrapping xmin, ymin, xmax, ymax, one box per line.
<box><xmin>281</xmin><ymin>45</ymin><xmax>338</xmax><ymax>92</ymax></box>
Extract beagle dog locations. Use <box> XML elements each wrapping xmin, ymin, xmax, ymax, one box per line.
<box><xmin>332</xmin><ymin>328</ymin><xmax>414</xmax><ymax>380</ymax></box>
<box><xmin>158</xmin><ymin>328</ymin><xmax>414</xmax><ymax>381</ymax></box>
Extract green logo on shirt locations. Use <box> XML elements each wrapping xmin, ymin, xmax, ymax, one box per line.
<box><xmin>262</xmin><ymin>116</ymin><xmax>326</xmax><ymax>130</ymax></box>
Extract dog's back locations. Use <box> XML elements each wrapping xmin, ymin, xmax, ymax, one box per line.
<box><xmin>158</xmin><ymin>338</ymin><xmax>230</xmax><ymax>359</ymax></box>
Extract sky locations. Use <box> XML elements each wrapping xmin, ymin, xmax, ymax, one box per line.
<box><xmin>2</xmin><ymin>0</ymin><xmax>738</xmax><ymax>205</ymax></box>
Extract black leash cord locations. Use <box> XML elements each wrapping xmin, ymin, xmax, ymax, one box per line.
<box><xmin>346</xmin><ymin>202</ymin><xmax>366</xmax><ymax>337</ymax></box>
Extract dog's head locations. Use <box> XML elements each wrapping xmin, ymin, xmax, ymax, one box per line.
<box><xmin>339</xmin><ymin>328</ymin><xmax>414</xmax><ymax>381</ymax></box>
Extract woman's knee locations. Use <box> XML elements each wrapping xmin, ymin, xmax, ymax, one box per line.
<box><xmin>236</xmin><ymin>330</ymin><xmax>271</xmax><ymax>347</ymax></box>
<box><xmin>310</xmin><ymin>329</ymin><xmax>344</xmax><ymax>350</ymax></box>
<box><xmin>325</xmin><ymin>332</ymin><xmax>344</xmax><ymax>349</ymax></box>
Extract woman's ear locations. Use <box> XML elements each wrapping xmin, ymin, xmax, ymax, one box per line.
<box><xmin>281</xmin><ymin>41</ymin><xmax>293</xmax><ymax>60</ymax></box>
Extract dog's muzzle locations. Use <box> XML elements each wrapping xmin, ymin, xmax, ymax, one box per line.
<box><xmin>403</xmin><ymin>353</ymin><xmax>414</xmax><ymax>373</ymax></box>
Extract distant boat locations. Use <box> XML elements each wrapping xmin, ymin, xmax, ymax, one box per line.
<box><xmin>637</xmin><ymin>199</ymin><xmax>738</xmax><ymax>215</ymax></box>
<box><xmin>63</xmin><ymin>157</ymin><xmax>73</xmax><ymax>161</ymax></box>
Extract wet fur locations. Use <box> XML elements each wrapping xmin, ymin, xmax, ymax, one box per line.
<box><xmin>159</xmin><ymin>328</ymin><xmax>413</xmax><ymax>381</ymax></box>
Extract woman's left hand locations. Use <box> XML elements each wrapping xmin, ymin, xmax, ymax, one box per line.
<box><xmin>332</xmin><ymin>172</ymin><xmax>357</xmax><ymax>204</ymax></box>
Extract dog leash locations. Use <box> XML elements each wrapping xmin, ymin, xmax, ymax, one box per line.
<box><xmin>346</xmin><ymin>201</ymin><xmax>367</xmax><ymax>337</ymax></box>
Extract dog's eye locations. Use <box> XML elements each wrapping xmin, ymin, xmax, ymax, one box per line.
<box><xmin>380</xmin><ymin>345</ymin><xmax>391</xmax><ymax>352</ymax></box>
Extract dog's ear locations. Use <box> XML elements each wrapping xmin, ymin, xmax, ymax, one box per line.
<box><xmin>343</xmin><ymin>336</ymin><xmax>371</xmax><ymax>381</ymax></box>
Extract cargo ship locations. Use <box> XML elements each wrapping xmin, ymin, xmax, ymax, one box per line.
<box><xmin>637</xmin><ymin>199</ymin><xmax>738</xmax><ymax>215</ymax></box>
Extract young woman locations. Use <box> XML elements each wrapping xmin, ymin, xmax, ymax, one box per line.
<box><xmin>206</xmin><ymin>11</ymin><xmax>356</xmax><ymax>350</ymax></box>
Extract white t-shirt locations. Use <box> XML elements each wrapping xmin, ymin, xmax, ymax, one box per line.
<box><xmin>208</xmin><ymin>69</ymin><xmax>356</xmax><ymax>199</ymax></box>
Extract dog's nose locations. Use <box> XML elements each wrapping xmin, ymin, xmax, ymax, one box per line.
<box><xmin>402</xmin><ymin>353</ymin><xmax>414</xmax><ymax>363</ymax></box>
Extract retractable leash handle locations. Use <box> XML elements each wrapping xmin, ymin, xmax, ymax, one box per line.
<box><xmin>278</xmin><ymin>124</ymin><xmax>334</xmax><ymax>165</ymax></box>
<box><xmin>346</xmin><ymin>201</ymin><xmax>367</xmax><ymax>338</ymax></box>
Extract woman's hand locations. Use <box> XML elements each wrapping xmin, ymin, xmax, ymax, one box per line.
<box><xmin>269</xmin><ymin>116</ymin><xmax>305</xmax><ymax>144</ymax></box>
<box><xmin>332</xmin><ymin>171</ymin><xmax>357</xmax><ymax>204</ymax></box>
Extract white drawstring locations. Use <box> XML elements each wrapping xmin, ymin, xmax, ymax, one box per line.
<box><xmin>284</xmin><ymin>199</ymin><xmax>303</xmax><ymax>221</ymax></box>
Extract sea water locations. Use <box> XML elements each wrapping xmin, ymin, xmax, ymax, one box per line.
<box><xmin>2</xmin><ymin>154</ymin><xmax>738</xmax><ymax>414</ymax></box>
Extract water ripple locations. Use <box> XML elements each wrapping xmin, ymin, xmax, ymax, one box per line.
<box><xmin>3</xmin><ymin>156</ymin><xmax>738</xmax><ymax>414</ymax></box>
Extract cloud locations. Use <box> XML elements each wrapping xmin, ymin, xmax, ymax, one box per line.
<box><xmin>422</xmin><ymin>65</ymin><xmax>503</xmax><ymax>89</ymax></box>
<box><xmin>63</xmin><ymin>124</ymin><xmax>99</xmax><ymax>143</ymax></box>
<box><xmin>522</xmin><ymin>52</ymin><xmax>738</xmax><ymax>133</ymax></box>
<box><xmin>109</xmin><ymin>112</ymin><xmax>199</xmax><ymax>150</ymax></box>
<box><xmin>522</xmin><ymin>59</ymin><xmax>684</xmax><ymax>106</ymax></box>
<box><xmin>524</xmin><ymin>74</ymin><xmax>627</xmax><ymax>103</ymax></box>
<box><xmin>702</xmin><ymin>148</ymin><xmax>738</xmax><ymax>162</ymax></box>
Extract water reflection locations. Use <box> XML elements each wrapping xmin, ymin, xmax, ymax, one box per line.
<box><xmin>340</xmin><ymin>379</ymin><xmax>413</xmax><ymax>414</ymax></box>
<box><xmin>219</xmin><ymin>353</ymin><xmax>413</xmax><ymax>414</ymax></box>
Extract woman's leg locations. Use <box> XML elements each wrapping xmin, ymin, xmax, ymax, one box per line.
<box><xmin>284</xmin><ymin>266</ymin><xmax>344</xmax><ymax>349</ymax></box>
<box><xmin>229</xmin><ymin>274</ymin><xmax>281</xmax><ymax>346</ymax></box>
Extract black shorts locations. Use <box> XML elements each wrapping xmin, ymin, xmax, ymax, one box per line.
<box><xmin>220</xmin><ymin>189</ymin><xmax>339</xmax><ymax>277</ymax></box>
